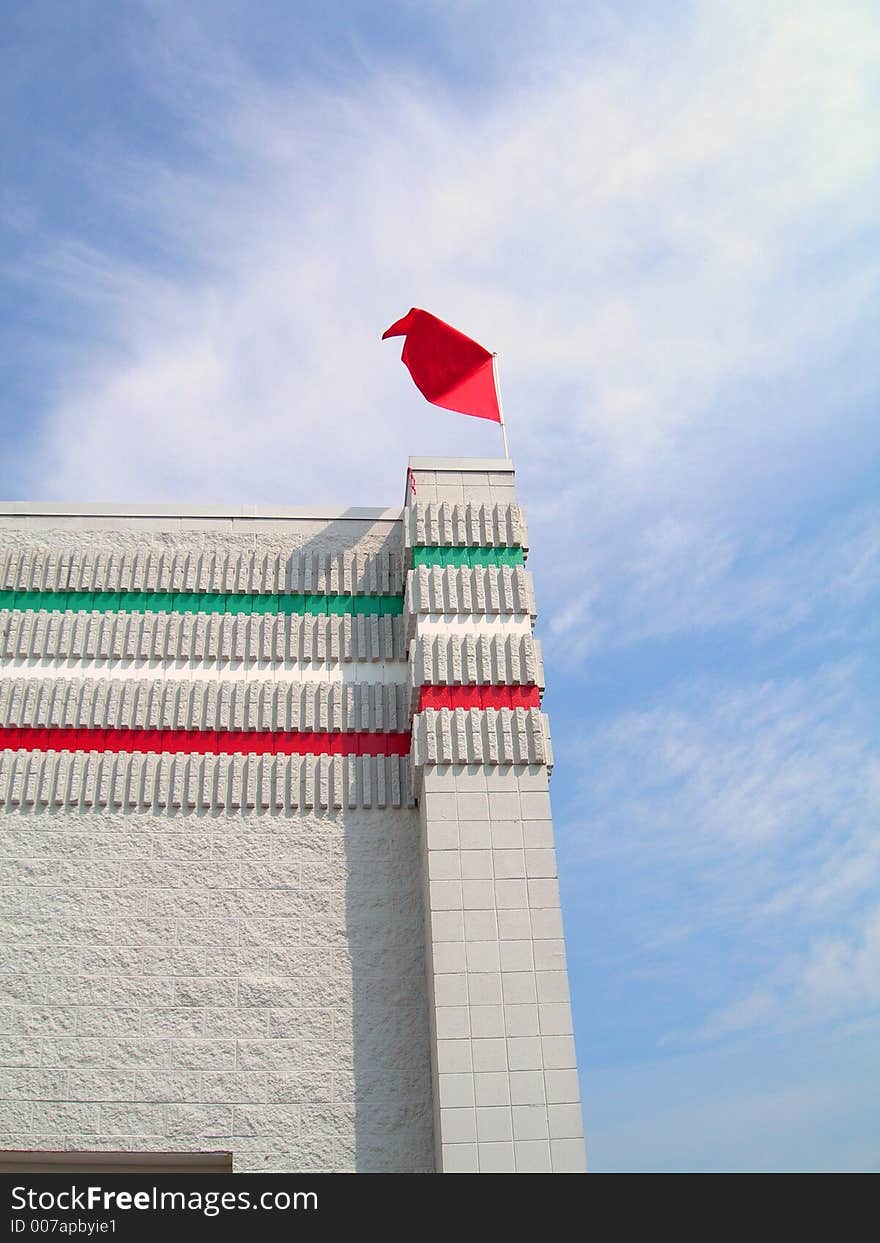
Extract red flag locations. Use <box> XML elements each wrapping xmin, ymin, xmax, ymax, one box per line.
<box><xmin>382</xmin><ymin>308</ymin><xmax>501</xmax><ymax>424</ymax></box>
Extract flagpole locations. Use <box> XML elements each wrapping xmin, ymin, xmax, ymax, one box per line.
<box><xmin>492</xmin><ymin>352</ymin><xmax>510</xmax><ymax>459</ymax></box>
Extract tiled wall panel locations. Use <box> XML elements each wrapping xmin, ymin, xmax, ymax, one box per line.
<box><xmin>405</xmin><ymin>459</ymin><xmax>585</xmax><ymax>1174</ymax></box>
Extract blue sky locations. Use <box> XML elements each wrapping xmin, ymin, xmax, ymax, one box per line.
<box><xmin>2</xmin><ymin>0</ymin><xmax>879</xmax><ymax>1171</ymax></box>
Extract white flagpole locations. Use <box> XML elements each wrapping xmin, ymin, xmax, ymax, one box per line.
<box><xmin>492</xmin><ymin>352</ymin><xmax>510</xmax><ymax>459</ymax></box>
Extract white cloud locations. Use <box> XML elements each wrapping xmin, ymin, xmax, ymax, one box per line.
<box><xmin>538</xmin><ymin>500</ymin><xmax>880</xmax><ymax>671</ymax></box>
<box><xmin>11</xmin><ymin>0</ymin><xmax>879</xmax><ymax>523</ymax></box>
<box><xmin>699</xmin><ymin>905</ymin><xmax>880</xmax><ymax>1040</ymax></box>
<box><xmin>800</xmin><ymin>909</ymin><xmax>880</xmax><ymax>1012</ymax></box>
<box><xmin>562</xmin><ymin>658</ymin><xmax>880</xmax><ymax>1040</ymax></box>
<box><xmin>568</xmin><ymin>661</ymin><xmax>875</xmax><ymax>857</ymax></box>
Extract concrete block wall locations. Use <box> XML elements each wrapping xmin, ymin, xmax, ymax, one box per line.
<box><xmin>406</xmin><ymin>458</ymin><xmax>586</xmax><ymax>1173</ymax></box>
<box><xmin>0</xmin><ymin>805</ymin><xmax>430</xmax><ymax>1171</ymax></box>
<box><xmin>0</xmin><ymin>468</ymin><xmax>586</xmax><ymax>1174</ymax></box>
<box><xmin>0</xmin><ymin>505</ymin><xmax>432</xmax><ymax>1171</ymax></box>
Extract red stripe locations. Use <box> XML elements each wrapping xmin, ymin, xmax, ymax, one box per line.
<box><xmin>0</xmin><ymin>726</ymin><xmax>411</xmax><ymax>757</ymax></box>
<box><xmin>418</xmin><ymin>686</ymin><xmax>541</xmax><ymax>712</ymax></box>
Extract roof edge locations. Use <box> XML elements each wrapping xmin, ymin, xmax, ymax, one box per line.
<box><xmin>0</xmin><ymin>503</ymin><xmax>403</xmax><ymax>522</ymax></box>
<box><xmin>407</xmin><ymin>457</ymin><xmax>513</xmax><ymax>472</ymax></box>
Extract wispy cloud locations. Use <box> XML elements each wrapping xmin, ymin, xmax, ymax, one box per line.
<box><xmin>541</xmin><ymin>503</ymin><xmax>880</xmax><ymax>667</ymax></box>
<box><xmin>700</xmin><ymin>904</ymin><xmax>880</xmax><ymax>1040</ymax></box>
<box><xmin>566</xmin><ymin>660</ymin><xmax>877</xmax><ymax>881</ymax></box>
<box><xmin>561</xmin><ymin>659</ymin><xmax>880</xmax><ymax>1042</ymax></box>
<box><xmin>7</xmin><ymin>0</ymin><xmax>879</xmax><ymax>517</ymax></box>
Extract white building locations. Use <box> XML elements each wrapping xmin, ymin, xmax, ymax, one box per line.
<box><xmin>0</xmin><ymin>457</ymin><xmax>585</xmax><ymax>1173</ymax></box>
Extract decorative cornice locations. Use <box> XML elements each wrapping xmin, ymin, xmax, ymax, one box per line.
<box><xmin>410</xmin><ymin>707</ymin><xmax>553</xmax><ymax>782</ymax></box>
<box><xmin>0</xmin><ymin>677</ymin><xmax>411</xmax><ymax>734</ymax></box>
<box><xmin>0</xmin><ymin>749</ymin><xmax>415</xmax><ymax>811</ymax></box>
<box><xmin>0</xmin><ymin>548</ymin><xmax>405</xmax><ymax>596</ymax></box>
<box><xmin>0</xmin><ymin>611</ymin><xmax>407</xmax><ymax>664</ymax></box>
<box><xmin>404</xmin><ymin>501</ymin><xmax>527</xmax><ymax>556</ymax></box>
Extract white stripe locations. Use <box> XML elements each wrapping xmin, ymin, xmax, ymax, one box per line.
<box><xmin>414</xmin><ymin>615</ymin><xmax>533</xmax><ymax>638</ymax></box>
<box><xmin>0</xmin><ymin>658</ymin><xmax>408</xmax><ymax>685</ymax></box>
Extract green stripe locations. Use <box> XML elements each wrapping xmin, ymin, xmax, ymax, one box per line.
<box><xmin>412</xmin><ymin>546</ymin><xmax>524</xmax><ymax>568</ymax></box>
<box><xmin>0</xmin><ymin>589</ymin><xmax>404</xmax><ymax>617</ymax></box>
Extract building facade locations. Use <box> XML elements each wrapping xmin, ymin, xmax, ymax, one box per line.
<box><xmin>0</xmin><ymin>457</ymin><xmax>585</xmax><ymax>1173</ymax></box>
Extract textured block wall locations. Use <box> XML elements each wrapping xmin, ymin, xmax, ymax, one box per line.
<box><xmin>0</xmin><ymin>465</ymin><xmax>586</xmax><ymax>1175</ymax></box>
<box><xmin>0</xmin><ymin>507</ymin><xmax>432</xmax><ymax>1171</ymax></box>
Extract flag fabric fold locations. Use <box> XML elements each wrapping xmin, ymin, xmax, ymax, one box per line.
<box><xmin>382</xmin><ymin>307</ymin><xmax>501</xmax><ymax>424</ymax></box>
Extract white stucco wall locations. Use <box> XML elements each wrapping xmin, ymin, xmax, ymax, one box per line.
<box><xmin>0</xmin><ymin>505</ymin><xmax>434</xmax><ymax>1172</ymax></box>
<box><xmin>0</xmin><ymin>803</ymin><xmax>432</xmax><ymax>1171</ymax></box>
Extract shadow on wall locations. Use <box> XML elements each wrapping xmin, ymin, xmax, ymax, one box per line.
<box><xmin>283</xmin><ymin>511</ymin><xmax>402</xmax><ymax>559</ymax></box>
<box><xmin>343</xmin><ymin>808</ymin><xmax>434</xmax><ymax>1172</ymax></box>
<box><xmin>296</xmin><ymin>511</ymin><xmax>434</xmax><ymax>1172</ymax></box>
